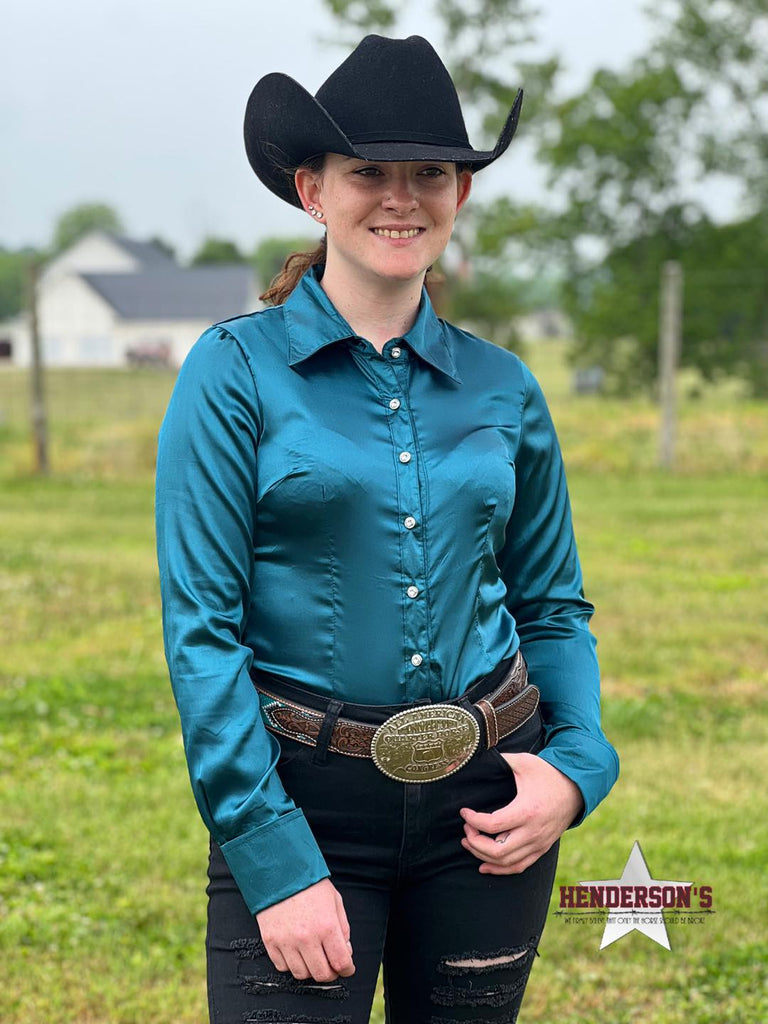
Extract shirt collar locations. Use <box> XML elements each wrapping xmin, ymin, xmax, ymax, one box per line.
<box><xmin>283</xmin><ymin>265</ymin><xmax>462</xmax><ymax>384</ymax></box>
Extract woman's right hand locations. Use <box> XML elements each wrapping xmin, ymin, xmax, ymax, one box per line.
<box><xmin>255</xmin><ymin>878</ymin><xmax>355</xmax><ymax>982</ymax></box>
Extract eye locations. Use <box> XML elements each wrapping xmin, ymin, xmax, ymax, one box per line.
<box><xmin>419</xmin><ymin>166</ymin><xmax>448</xmax><ymax>178</ymax></box>
<box><xmin>353</xmin><ymin>165</ymin><xmax>384</xmax><ymax>177</ymax></box>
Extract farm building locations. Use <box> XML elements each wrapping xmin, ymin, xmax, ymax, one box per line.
<box><xmin>0</xmin><ymin>231</ymin><xmax>257</xmax><ymax>369</ymax></box>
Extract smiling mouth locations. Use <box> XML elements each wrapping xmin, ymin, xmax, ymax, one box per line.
<box><xmin>371</xmin><ymin>227</ymin><xmax>425</xmax><ymax>239</ymax></box>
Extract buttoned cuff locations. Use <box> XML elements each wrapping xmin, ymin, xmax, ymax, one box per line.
<box><xmin>537</xmin><ymin>728</ymin><xmax>620</xmax><ymax>829</ymax></box>
<box><xmin>220</xmin><ymin>808</ymin><xmax>330</xmax><ymax>915</ymax></box>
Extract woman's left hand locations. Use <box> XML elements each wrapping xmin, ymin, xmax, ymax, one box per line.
<box><xmin>459</xmin><ymin>753</ymin><xmax>584</xmax><ymax>874</ymax></box>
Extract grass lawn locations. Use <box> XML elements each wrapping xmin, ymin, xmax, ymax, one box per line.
<box><xmin>1</xmin><ymin>348</ymin><xmax>766</xmax><ymax>1022</ymax></box>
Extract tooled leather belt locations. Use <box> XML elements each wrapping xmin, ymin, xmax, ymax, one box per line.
<box><xmin>255</xmin><ymin>652</ymin><xmax>540</xmax><ymax>783</ymax></box>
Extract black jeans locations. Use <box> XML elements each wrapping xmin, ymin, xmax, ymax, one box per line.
<box><xmin>206</xmin><ymin>667</ymin><xmax>559</xmax><ymax>1024</ymax></box>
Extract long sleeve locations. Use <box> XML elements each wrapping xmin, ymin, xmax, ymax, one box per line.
<box><xmin>497</xmin><ymin>364</ymin><xmax>619</xmax><ymax>825</ymax></box>
<box><xmin>154</xmin><ymin>325</ymin><xmax>329</xmax><ymax>914</ymax></box>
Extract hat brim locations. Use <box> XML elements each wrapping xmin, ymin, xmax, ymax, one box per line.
<box><xmin>245</xmin><ymin>74</ymin><xmax>523</xmax><ymax>208</ymax></box>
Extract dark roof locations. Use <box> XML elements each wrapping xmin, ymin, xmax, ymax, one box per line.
<box><xmin>108</xmin><ymin>234</ymin><xmax>177</xmax><ymax>268</ymax></box>
<box><xmin>81</xmin><ymin>266</ymin><xmax>255</xmax><ymax>321</ymax></box>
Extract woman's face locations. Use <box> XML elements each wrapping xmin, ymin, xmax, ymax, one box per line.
<box><xmin>295</xmin><ymin>155</ymin><xmax>472</xmax><ymax>285</ymax></box>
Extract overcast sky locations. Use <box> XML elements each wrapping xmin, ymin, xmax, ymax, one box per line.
<box><xmin>2</xmin><ymin>0</ymin><xmax>658</xmax><ymax>259</ymax></box>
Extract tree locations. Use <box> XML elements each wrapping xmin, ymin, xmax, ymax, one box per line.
<box><xmin>190</xmin><ymin>237</ymin><xmax>246</xmax><ymax>266</ymax></box>
<box><xmin>52</xmin><ymin>203</ymin><xmax>123</xmax><ymax>254</ymax></box>
<box><xmin>540</xmin><ymin>60</ymin><xmax>701</xmax><ymax>251</ymax></box>
<box><xmin>654</xmin><ymin>0</ymin><xmax>768</xmax><ymax>209</ymax></box>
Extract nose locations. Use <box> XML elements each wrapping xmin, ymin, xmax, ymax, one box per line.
<box><xmin>383</xmin><ymin>173</ymin><xmax>419</xmax><ymax>213</ymax></box>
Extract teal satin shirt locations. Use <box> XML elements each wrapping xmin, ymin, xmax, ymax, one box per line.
<box><xmin>155</xmin><ymin>265</ymin><xmax>619</xmax><ymax>915</ymax></box>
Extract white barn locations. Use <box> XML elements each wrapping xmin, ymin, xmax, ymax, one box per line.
<box><xmin>0</xmin><ymin>231</ymin><xmax>257</xmax><ymax>368</ymax></box>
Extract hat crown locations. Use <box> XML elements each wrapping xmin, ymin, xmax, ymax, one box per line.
<box><xmin>315</xmin><ymin>35</ymin><xmax>471</xmax><ymax>149</ymax></box>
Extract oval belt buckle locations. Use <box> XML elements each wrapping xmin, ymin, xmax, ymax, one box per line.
<box><xmin>371</xmin><ymin>704</ymin><xmax>480</xmax><ymax>783</ymax></box>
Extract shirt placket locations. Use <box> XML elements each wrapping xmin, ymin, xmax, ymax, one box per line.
<box><xmin>381</xmin><ymin>341</ymin><xmax>433</xmax><ymax>703</ymax></box>
<box><xmin>353</xmin><ymin>339</ymin><xmax>434</xmax><ymax>703</ymax></box>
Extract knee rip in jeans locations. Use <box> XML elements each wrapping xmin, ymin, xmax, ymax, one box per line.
<box><xmin>437</xmin><ymin>939</ymin><xmax>537</xmax><ymax>977</ymax></box>
<box><xmin>430</xmin><ymin>939</ymin><xmax>538</xmax><ymax>1012</ymax></box>
<box><xmin>240</xmin><ymin>973</ymin><xmax>349</xmax><ymax>1000</ymax></box>
<box><xmin>243</xmin><ymin>1013</ymin><xmax>352</xmax><ymax>1024</ymax></box>
<box><xmin>230</xmin><ymin>938</ymin><xmax>350</xmax><ymax>1002</ymax></box>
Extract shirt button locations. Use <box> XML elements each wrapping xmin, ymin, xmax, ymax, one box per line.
<box><xmin>398</xmin><ymin>451</ymin><xmax>412</xmax><ymax>464</ymax></box>
<box><xmin>407</xmin><ymin>585</ymin><xmax>419</xmax><ymax>599</ymax></box>
<box><xmin>411</xmin><ymin>653</ymin><xmax>423</xmax><ymax>667</ymax></box>
<box><xmin>389</xmin><ymin>398</ymin><xmax>401</xmax><ymax>410</ymax></box>
<box><xmin>391</xmin><ymin>346</ymin><xmax>402</xmax><ymax>359</ymax></box>
<box><xmin>404</xmin><ymin>516</ymin><xmax>416</xmax><ymax>529</ymax></box>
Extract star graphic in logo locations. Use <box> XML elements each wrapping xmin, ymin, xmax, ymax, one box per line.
<box><xmin>581</xmin><ymin>841</ymin><xmax>691</xmax><ymax>950</ymax></box>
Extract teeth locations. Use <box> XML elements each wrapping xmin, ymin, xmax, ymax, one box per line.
<box><xmin>373</xmin><ymin>228</ymin><xmax>422</xmax><ymax>238</ymax></box>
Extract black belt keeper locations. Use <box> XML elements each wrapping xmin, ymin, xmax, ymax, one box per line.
<box><xmin>312</xmin><ymin>699</ymin><xmax>345</xmax><ymax>765</ymax></box>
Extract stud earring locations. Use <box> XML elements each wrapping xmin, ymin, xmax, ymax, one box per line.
<box><xmin>307</xmin><ymin>204</ymin><xmax>324</xmax><ymax>220</ymax></box>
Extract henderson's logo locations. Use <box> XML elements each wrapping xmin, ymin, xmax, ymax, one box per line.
<box><xmin>559</xmin><ymin>881</ymin><xmax>713</xmax><ymax>911</ymax></box>
<box><xmin>554</xmin><ymin>840</ymin><xmax>716</xmax><ymax>950</ymax></box>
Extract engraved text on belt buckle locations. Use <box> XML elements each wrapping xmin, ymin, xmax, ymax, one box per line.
<box><xmin>371</xmin><ymin>704</ymin><xmax>480</xmax><ymax>783</ymax></box>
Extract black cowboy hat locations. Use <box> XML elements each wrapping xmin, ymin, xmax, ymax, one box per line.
<box><xmin>244</xmin><ymin>34</ymin><xmax>523</xmax><ymax>208</ymax></box>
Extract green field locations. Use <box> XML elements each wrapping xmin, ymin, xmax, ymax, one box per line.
<box><xmin>1</xmin><ymin>346</ymin><xmax>766</xmax><ymax>1023</ymax></box>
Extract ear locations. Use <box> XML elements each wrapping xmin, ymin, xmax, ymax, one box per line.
<box><xmin>455</xmin><ymin>169</ymin><xmax>473</xmax><ymax>213</ymax></box>
<box><xmin>294</xmin><ymin>166</ymin><xmax>323</xmax><ymax>214</ymax></box>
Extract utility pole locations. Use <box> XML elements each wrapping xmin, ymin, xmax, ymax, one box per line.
<box><xmin>658</xmin><ymin>260</ymin><xmax>683</xmax><ymax>470</ymax></box>
<box><xmin>27</xmin><ymin>259</ymin><xmax>49</xmax><ymax>475</ymax></box>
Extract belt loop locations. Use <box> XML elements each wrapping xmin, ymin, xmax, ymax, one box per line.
<box><xmin>313</xmin><ymin>699</ymin><xmax>344</xmax><ymax>765</ymax></box>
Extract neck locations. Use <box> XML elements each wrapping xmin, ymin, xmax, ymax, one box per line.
<box><xmin>319</xmin><ymin>253</ymin><xmax>425</xmax><ymax>353</ymax></box>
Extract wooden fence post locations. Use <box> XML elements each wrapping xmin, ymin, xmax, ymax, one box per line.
<box><xmin>658</xmin><ymin>260</ymin><xmax>683</xmax><ymax>469</ymax></box>
<box><xmin>27</xmin><ymin>259</ymin><xmax>49</xmax><ymax>475</ymax></box>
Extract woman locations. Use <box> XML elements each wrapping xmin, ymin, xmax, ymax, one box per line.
<box><xmin>155</xmin><ymin>34</ymin><xmax>619</xmax><ymax>1024</ymax></box>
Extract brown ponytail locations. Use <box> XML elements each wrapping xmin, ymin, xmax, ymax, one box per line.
<box><xmin>259</xmin><ymin>234</ymin><xmax>327</xmax><ymax>306</ymax></box>
<box><xmin>259</xmin><ymin>155</ymin><xmax>327</xmax><ymax>307</ymax></box>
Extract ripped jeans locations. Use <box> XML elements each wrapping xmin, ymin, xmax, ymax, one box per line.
<box><xmin>205</xmin><ymin>668</ymin><xmax>559</xmax><ymax>1024</ymax></box>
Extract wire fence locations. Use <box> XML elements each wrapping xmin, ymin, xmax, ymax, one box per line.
<box><xmin>0</xmin><ymin>366</ymin><xmax>176</xmax><ymax>479</ymax></box>
<box><xmin>2</xmin><ymin>343</ymin><xmax>768</xmax><ymax>482</ymax></box>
